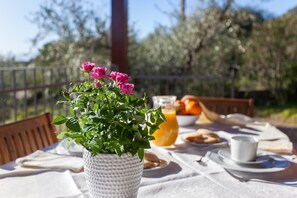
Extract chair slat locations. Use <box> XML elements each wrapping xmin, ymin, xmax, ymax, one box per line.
<box><xmin>19</xmin><ymin>132</ymin><xmax>31</xmax><ymax>155</ymax></box>
<box><xmin>33</xmin><ymin>128</ymin><xmax>44</xmax><ymax>149</ymax></box>
<box><xmin>12</xmin><ymin>133</ymin><xmax>25</xmax><ymax>158</ymax></box>
<box><xmin>44</xmin><ymin>125</ymin><xmax>55</xmax><ymax>145</ymax></box>
<box><xmin>0</xmin><ymin>138</ymin><xmax>10</xmax><ymax>164</ymax></box>
<box><xmin>0</xmin><ymin>113</ymin><xmax>58</xmax><ymax>165</ymax></box>
<box><xmin>5</xmin><ymin>136</ymin><xmax>18</xmax><ymax>161</ymax></box>
<box><xmin>26</xmin><ymin>130</ymin><xmax>38</xmax><ymax>152</ymax></box>
<box><xmin>39</xmin><ymin>126</ymin><xmax>50</xmax><ymax>147</ymax></box>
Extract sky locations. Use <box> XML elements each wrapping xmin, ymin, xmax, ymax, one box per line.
<box><xmin>0</xmin><ymin>0</ymin><xmax>296</xmax><ymax>61</ymax></box>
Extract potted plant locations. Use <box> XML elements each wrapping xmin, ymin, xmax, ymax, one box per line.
<box><xmin>53</xmin><ymin>62</ymin><xmax>165</xmax><ymax>198</ymax></box>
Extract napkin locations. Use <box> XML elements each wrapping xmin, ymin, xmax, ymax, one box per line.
<box><xmin>184</xmin><ymin>96</ymin><xmax>294</xmax><ymax>154</ymax></box>
<box><xmin>258</xmin><ymin>140</ymin><xmax>293</xmax><ymax>155</ymax></box>
<box><xmin>16</xmin><ymin>150</ymin><xmax>83</xmax><ymax>172</ymax></box>
<box><xmin>0</xmin><ymin>151</ymin><xmax>83</xmax><ymax>178</ymax></box>
<box><xmin>216</xmin><ymin>123</ymin><xmax>293</xmax><ymax>155</ymax></box>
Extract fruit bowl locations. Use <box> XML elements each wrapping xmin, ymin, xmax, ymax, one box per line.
<box><xmin>176</xmin><ymin>115</ymin><xmax>199</xmax><ymax>126</ymax></box>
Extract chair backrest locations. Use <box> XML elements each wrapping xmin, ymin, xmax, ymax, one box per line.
<box><xmin>197</xmin><ymin>97</ymin><xmax>254</xmax><ymax>117</ymax></box>
<box><xmin>0</xmin><ymin>112</ymin><xmax>58</xmax><ymax>165</ymax></box>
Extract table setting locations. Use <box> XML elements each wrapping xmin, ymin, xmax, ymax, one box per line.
<box><xmin>138</xmin><ymin>95</ymin><xmax>297</xmax><ymax>197</ymax></box>
<box><xmin>1</xmin><ymin>112</ymin><xmax>297</xmax><ymax>197</ymax></box>
<box><xmin>0</xmin><ymin>63</ymin><xmax>297</xmax><ymax>198</ymax></box>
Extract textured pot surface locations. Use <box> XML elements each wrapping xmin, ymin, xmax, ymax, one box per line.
<box><xmin>83</xmin><ymin>150</ymin><xmax>143</xmax><ymax>198</ymax></box>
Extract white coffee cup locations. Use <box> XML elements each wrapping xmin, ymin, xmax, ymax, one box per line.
<box><xmin>230</xmin><ymin>136</ymin><xmax>259</xmax><ymax>162</ymax></box>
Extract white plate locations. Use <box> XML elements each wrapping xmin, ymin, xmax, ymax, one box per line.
<box><xmin>206</xmin><ymin>151</ymin><xmax>290</xmax><ymax>173</ymax></box>
<box><xmin>143</xmin><ymin>151</ymin><xmax>170</xmax><ymax>172</ymax></box>
<box><xmin>143</xmin><ymin>158</ymin><xmax>170</xmax><ymax>172</ymax></box>
<box><xmin>218</xmin><ymin>148</ymin><xmax>269</xmax><ymax>165</ymax></box>
<box><xmin>180</xmin><ymin>135</ymin><xmax>228</xmax><ymax>147</ymax></box>
<box><xmin>56</xmin><ymin>138</ymin><xmax>84</xmax><ymax>157</ymax></box>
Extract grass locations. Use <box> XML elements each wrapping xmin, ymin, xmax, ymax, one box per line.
<box><xmin>255</xmin><ymin>103</ymin><xmax>297</xmax><ymax>125</ymax></box>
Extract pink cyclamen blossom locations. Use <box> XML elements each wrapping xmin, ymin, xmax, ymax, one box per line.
<box><xmin>110</xmin><ymin>71</ymin><xmax>119</xmax><ymax>81</ymax></box>
<box><xmin>81</xmin><ymin>62</ymin><xmax>95</xmax><ymax>73</ymax></box>
<box><xmin>120</xmin><ymin>83</ymin><xmax>134</xmax><ymax>95</ymax></box>
<box><xmin>90</xmin><ymin>67</ymin><xmax>108</xmax><ymax>79</ymax></box>
<box><xmin>110</xmin><ymin>71</ymin><xmax>130</xmax><ymax>84</ymax></box>
<box><xmin>93</xmin><ymin>80</ymin><xmax>102</xmax><ymax>88</ymax></box>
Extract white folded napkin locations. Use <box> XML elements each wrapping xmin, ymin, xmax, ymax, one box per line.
<box><xmin>0</xmin><ymin>151</ymin><xmax>83</xmax><ymax>178</ymax></box>
<box><xmin>194</xmin><ymin>103</ymin><xmax>293</xmax><ymax>154</ymax></box>
<box><xmin>16</xmin><ymin>150</ymin><xmax>84</xmax><ymax>172</ymax></box>
<box><xmin>216</xmin><ymin>123</ymin><xmax>293</xmax><ymax>154</ymax></box>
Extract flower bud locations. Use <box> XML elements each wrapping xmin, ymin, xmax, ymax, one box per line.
<box><xmin>120</xmin><ymin>83</ymin><xmax>134</xmax><ymax>95</ymax></box>
<box><xmin>81</xmin><ymin>62</ymin><xmax>95</xmax><ymax>73</ymax></box>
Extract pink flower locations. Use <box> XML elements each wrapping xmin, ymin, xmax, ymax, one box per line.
<box><xmin>120</xmin><ymin>83</ymin><xmax>134</xmax><ymax>95</ymax></box>
<box><xmin>110</xmin><ymin>71</ymin><xmax>130</xmax><ymax>84</ymax></box>
<box><xmin>90</xmin><ymin>67</ymin><xmax>108</xmax><ymax>79</ymax></box>
<box><xmin>81</xmin><ymin>62</ymin><xmax>95</xmax><ymax>73</ymax></box>
<box><xmin>93</xmin><ymin>80</ymin><xmax>102</xmax><ymax>88</ymax></box>
<box><xmin>110</xmin><ymin>71</ymin><xmax>118</xmax><ymax>81</ymax></box>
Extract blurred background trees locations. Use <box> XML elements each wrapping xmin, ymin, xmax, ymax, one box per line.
<box><xmin>30</xmin><ymin>0</ymin><xmax>110</xmax><ymax>66</ymax></box>
<box><xmin>242</xmin><ymin>12</ymin><xmax>297</xmax><ymax>104</ymax></box>
<box><xmin>1</xmin><ymin>0</ymin><xmax>297</xmax><ymax>106</ymax></box>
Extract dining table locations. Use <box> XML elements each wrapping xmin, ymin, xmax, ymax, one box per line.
<box><xmin>1</xmin><ymin>118</ymin><xmax>297</xmax><ymax>198</ymax></box>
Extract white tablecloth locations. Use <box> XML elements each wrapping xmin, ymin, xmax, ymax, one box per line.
<box><xmin>1</xmin><ymin>123</ymin><xmax>297</xmax><ymax>198</ymax></box>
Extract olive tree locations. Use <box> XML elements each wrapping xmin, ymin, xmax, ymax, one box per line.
<box><xmin>30</xmin><ymin>0</ymin><xmax>110</xmax><ymax>66</ymax></box>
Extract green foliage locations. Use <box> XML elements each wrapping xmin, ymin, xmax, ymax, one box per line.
<box><xmin>242</xmin><ymin>13</ymin><xmax>297</xmax><ymax>103</ymax></box>
<box><xmin>28</xmin><ymin>0</ymin><xmax>297</xmax><ymax>104</ymax></box>
<box><xmin>30</xmin><ymin>0</ymin><xmax>110</xmax><ymax>66</ymax></box>
<box><xmin>52</xmin><ymin>66</ymin><xmax>165</xmax><ymax>158</ymax></box>
<box><xmin>129</xmin><ymin>2</ymin><xmax>259</xmax><ymax>77</ymax></box>
<box><xmin>255</xmin><ymin>103</ymin><xmax>297</xmax><ymax>125</ymax></box>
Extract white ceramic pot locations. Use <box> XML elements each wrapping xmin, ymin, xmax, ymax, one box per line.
<box><xmin>83</xmin><ymin>150</ymin><xmax>143</xmax><ymax>198</ymax></box>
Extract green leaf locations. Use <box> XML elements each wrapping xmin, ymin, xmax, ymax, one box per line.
<box><xmin>115</xmin><ymin>145</ymin><xmax>122</xmax><ymax>156</ymax></box>
<box><xmin>150</xmin><ymin>112</ymin><xmax>156</xmax><ymax>123</ymax></box>
<box><xmin>52</xmin><ymin>115</ymin><xmax>67</xmax><ymax>125</ymax></box>
<box><xmin>138</xmin><ymin>148</ymin><xmax>144</xmax><ymax>160</ymax></box>
<box><xmin>94</xmin><ymin>103</ymin><xmax>99</xmax><ymax>111</ymax></box>
<box><xmin>70</xmin><ymin>108</ymin><xmax>75</xmax><ymax>116</ymax></box>
<box><xmin>134</xmin><ymin>131</ymin><xmax>142</xmax><ymax>141</ymax></box>
<box><xmin>56</xmin><ymin>100</ymin><xmax>68</xmax><ymax>104</ymax></box>
<box><xmin>57</xmin><ymin>132</ymin><xmax>67</xmax><ymax>139</ymax></box>
<box><xmin>66</xmin><ymin>118</ymin><xmax>81</xmax><ymax>132</ymax></box>
<box><xmin>62</xmin><ymin>90</ymin><xmax>70</xmax><ymax>100</ymax></box>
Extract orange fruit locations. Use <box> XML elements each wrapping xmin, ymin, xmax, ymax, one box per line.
<box><xmin>185</xmin><ymin>100</ymin><xmax>202</xmax><ymax>115</ymax></box>
<box><xmin>175</xmin><ymin>100</ymin><xmax>187</xmax><ymax>115</ymax></box>
<box><xmin>181</xmin><ymin>95</ymin><xmax>199</xmax><ymax>103</ymax></box>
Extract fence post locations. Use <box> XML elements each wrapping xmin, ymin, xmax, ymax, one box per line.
<box><xmin>229</xmin><ymin>64</ymin><xmax>239</xmax><ymax>98</ymax></box>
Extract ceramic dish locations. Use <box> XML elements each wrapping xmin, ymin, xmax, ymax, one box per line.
<box><xmin>143</xmin><ymin>158</ymin><xmax>170</xmax><ymax>172</ymax></box>
<box><xmin>180</xmin><ymin>134</ymin><xmax>228</xmax><ymax>147</ymax></box>
<box><xmin>143</xmin><ymin>149</ymin><xmax>171</xmax><ymax>172</ymax></box>
<box><xmin>177</xmin><ymin>115</ymin><xmax>199</xmax><ymax>126</ymax></box>
<box><xmin>206</xmin><ymin>151</ymin><xmax>290</xmax><ymax>173</ymax></box>
<box><xmin>218</xmin><ymin>148</ymin><xmax>270</xmax><ymax>165</ymax></box>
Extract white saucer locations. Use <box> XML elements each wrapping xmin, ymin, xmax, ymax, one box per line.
<box><xmin>181</xmin><ymin>135</ymin><xmax>228</xmax><ymax>147</ymax></box>
<box><xmin>206</xmin><ymin>151</ymin><xmax>290</xmax><ymax>173</ymax></box>
<box><xmin>143</xmin><ymin>152</ymin><xmax>170</xmax><ymax>172</ymax></box>
<box><xmin>218</xmin><ymin>148</ymin><xmax>269</xmax><ymax>165</ymax></box>
<box><xmin>143</xmin><ymin>158</ymin><xmax>170</xmax><ymax>172</ymax></box>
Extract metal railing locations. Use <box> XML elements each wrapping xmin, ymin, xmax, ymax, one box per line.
<box><xmin>0</xmin><ymin>65</ymin><xmax>225</xmax><ymax>124</ymax></box>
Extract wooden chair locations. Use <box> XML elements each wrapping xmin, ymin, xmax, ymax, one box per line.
<box><xmin>0</xmin><ymin>112</ymin><xmax>58</xmax><ymax>165</ymax></box>
<box><xmin>197</xmin><ymin>97</ymin><xmax>254</xmax><ymax>117</ymax></box>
